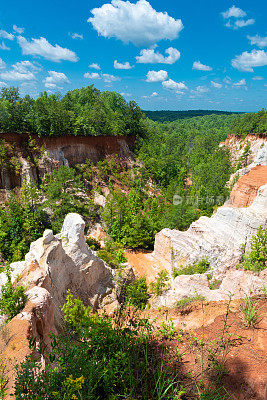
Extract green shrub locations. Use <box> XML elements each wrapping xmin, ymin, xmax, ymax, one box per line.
<box><xmin>150</xmin><ymin>270</ymin><xmax>170</xmax><ymax>296</ymax></box>
<box><xmin>86</xmin><ymin>237</ymin><xmax>101</xmax><ymax>251</ymax></box>
<box><xmin>0</xmin><ymin>266</ymin><xmax>27</xmax><ymax>322</ymax></box>
<box><xmin>176</xmin><ymin>293</ymin><xmax>205</xmax><ymax>310</ymax></box>
<box><xmin>125</xmin><ymin>277</ymin><xmax>150</xmax><ymax>309</ymax></box>
<box><xmin>173</xmin><ymin>259</ymin><xmax>210</xmax><ymax>278</ymax></box>
<box><xmin>15</xmin><ymin>292</ymin><xmax>181</xmax><ymax>400</ymax></box>
<box><xmin>97</xmin><ymin>239</ymin><xmax>127</xmax><ymax>269</ymax></box>
<box><xmin>241</xmin><ymin>227</ymin><xmax>267</xmax><ymax>272</ymax></box>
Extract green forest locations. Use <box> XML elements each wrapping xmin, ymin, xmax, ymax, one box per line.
<box><xmin>0</xmin><ymin>86</ymin><xmax>144</xmax><ymax>137</ymax></box>
<box><xmin>230</xmin><ymin>108</ymin><xmax>267</xmax><ymax>137</ymax></box>
<box><xmin>143</xmin><ymin>109</ymin><xmax>240</xmax><ymax>122</ymax></box>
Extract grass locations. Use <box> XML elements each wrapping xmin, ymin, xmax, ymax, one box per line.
<box><xmin>241</xmin><ymin>294</ymin><xmax>261</xmax><ymax>327</ymax></box>
<box><xmin>197</xmin><ymin>385</ymin><xmax>231</xmax><ymax>400</ymax></box>
<box><xmin>173</xmin><ymin>259</ymin><xmax>210</xmax><ymax>278</ymax></box>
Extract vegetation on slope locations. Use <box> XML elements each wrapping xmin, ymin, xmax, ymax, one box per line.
<box><xmin>230</xmin><ymin>109</ymin><xmax>267</xmax><ymax>137</ymax></box>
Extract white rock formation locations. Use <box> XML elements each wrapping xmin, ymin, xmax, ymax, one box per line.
<box><xmin>151</xmin><ymin>269</ymin><xmax>266</xmax><ymax>308</ymax></box>
<box><xmin>1</xmin><ymin>213</ymin><xmax>118</xmax><ymax>329</ymax></box>
<box><xmin>153</xmin><ymin>184</ymin><xmax>267</xmax><ymax>276</ymax></box>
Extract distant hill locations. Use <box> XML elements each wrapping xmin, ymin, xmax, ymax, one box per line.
<box><xmin>143</xmin><ymin>110</ymin><xmax>243</xmax><ymax>122</ymax></box>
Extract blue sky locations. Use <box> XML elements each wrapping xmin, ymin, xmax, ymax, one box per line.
<box><xmin>0</xmin><ymin>0</ymin><xmax>266</xmax><ymax>111</ymax></box>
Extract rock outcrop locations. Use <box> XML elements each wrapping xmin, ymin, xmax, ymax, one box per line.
<box><xmin>1</xmin><ymin>213</ymin><xmax>118</xmax><ymax>329</ymax></box>
<box><xmin>154</xmin><ymin>183</ymin><xmax>267</xmax><ymax>275</ymax></box>
<box><xmin>227</xmin><ymin>165</ymin><xmax>267</xmax><ymax>207</ymax></box>
<box><xmin>0</xmin><ymin>133</ymin><xmax>135</xmax><ymax>192</ymax></box>
<box><xmin>151</xmin><ymin>269</ymin><xmax>266</xmax><ymax>308</ymax></box>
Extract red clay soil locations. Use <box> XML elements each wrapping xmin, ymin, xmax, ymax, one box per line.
<box><xmin>228</xmin><ymin>165</ymin><xmax>267</xmax><ymax>207</ymax></box>
<box><xmin>143</xmin><ymin>298</ymin><xmax>267</xmax><ymax>400</ymax></box>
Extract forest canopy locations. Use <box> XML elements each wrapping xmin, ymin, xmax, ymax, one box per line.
<box><xmin>230</xmin><ymin>109</ymin><xmax>267</xmax><ymax>137</ymax></box>
<box><xmin>0</xmin><ymin>86</ymin><xmax>144</xmax><ymax>137</ymax></box>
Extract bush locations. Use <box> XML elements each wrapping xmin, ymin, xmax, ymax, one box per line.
<box><xmin>15</xmin><ymin>292</ymin><xmax>181</xmax><ymax>400</ymax></box>
<box><xmin>86</xmin><ymin>237</ymin><xmax>101</xmax><ymax>251</ymax></box>
<box><xmin>125</xmin><ymin>277</ymin><xmax>150</xmax><ymax>309</ymax></box>
<box><xmin>150</xmin><ymin>270</ymin><xmax>170</xmax><ymax>296</ymax></box>
<box><xmin>97</xmin><ymin>239</ymin><xmax>127</xmax><ymax>269</ymax></box>
<box><xmin>176</xmin><ymin>293</ymin><xmax>205</xmax><ymax>310</ymax></box>
<box><xmin>0</xmin><ymin>266</ymin><xmax>27</xmax><ymax>322</ymax></box>
<box><xmin>241</xmin><ymin>227</ymin><xmax>267</xmax><ymax>272</ymax></box>
<box><xmin>173</xmin><ymin>259</ymin><xmax>210</xmax><ymax>278</ymax></box>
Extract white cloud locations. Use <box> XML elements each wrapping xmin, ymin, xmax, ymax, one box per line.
<box><xmin>247</xmin><ymin>35</ymin><xmax>267</xmax><ymax>48</ymax></box>
<box><xmin>211</xmin><ymin>81</ymin><xmax>222</xmax><ymax>88</ymax></box>
<box><xmin>43</xmin><ymin>71</ymin><xmax>70</xmax><ymax>88</ymax></box>
<box><xmin>151</xmin><ymin>92</ymin><xmax>158</xmax><ymax>96</ymax></box>
<box><xmin>0</xmin><ymin>42</ymin><xmax>10</xmax><ymax>50</ymax></box>
<box><xmin>195</xmin><ymin>85</ymin><xmax>209</xmax><ymax>93</ymax></box>
<box><xmin>17</xmin><ymin>36</ymin><xmax>78</xmax><ymax>62</ymax></box>
<box><xmin>162</xmin><ymin>79</ymin><xmax>187</xmax><ymax>92</ymax></box>
<box><xmin>136</xmin><ymin>47</ymin><xmax>180</xmax><ymax>64</ymax></box>
<box><xmin>89</xmin><ymin>63</ymin><xmax>101</xmax><ymax>70</ymax></box>
<box><xmin>84</xmin><ymin>72</ymin><xmax>101</xmax><ymax>79</ymax></box>
<box><xmin>114</xmin><ymin>60</ymin><xmax>133</xmax><ymax>69</ymax></box>
<box><xmin>13</xmin><ymin>25</ymin><xmax>24</xmax><ymax>34</ymax></box>
<box><xmin>0</xmin><ymin>81</ymin><xmax>7</xmax><ymax>87</ymax></box>
<box><xmin>88</xmin><ymin>0</ymin><xmax>183</xmax><ymax>46</ymax></box>
<box><xmin>0</xmin><ymin>60</ymin><xmax>38</xmax><ymax>81</ymax></box>
<box><xmin>252</xmin><ymin>76</ymin><xmax>264</xmax><ymax>80</ymax></box>
<box><xmin>222</xmin><ymin>6</ymin><xmax>246</xmax><ymax>19</ymax></box>
<box><xmin>120</xmin><ymin>92</ymin><xmax>131</xmax><ymax>97</ymax></box>
<box><xmin>232</xmin><ymin>49</ymin><xmax>267</xmax><ymax>72</ymax></box>
<box><xmin>146</xmin><ymin>70</ymin><xmax>168</xmax><ymax>82</ymax></box>
<box><xmin>192</xmin><ymin>60</ymin><xmax>212</xmax><ymax>71</ymax></box>
<box><xmin>69</xmin><ymin>32</ymin><xmax>84</xmax><ymax>40</ymax></box>
<box><xmin>233</xmin><ymin>78</ymin><xmax>246</xmax><ymax>86</ymax></box>
<box><xmin>0</xmin><ymin>30</ymin><xmax>14</xmax><ymax>40</ymax></box>
<box><xmin>102</xmin><ymin>73</ymin><xmax>120</xmax><ymax>82</ymax></box>
<box><xmin>84</xmin><ymin>72</ymin><xmax>120</xmax><ymax>82</ymax></box>
<box><xmin>222</xmin><ymin>6</ymin><xmax>255</xmax><ymax>29</ymax></box>
<box><xmin>0</xmin><ymin>58</ymin><xmax>6</xmax><ymax>69</ymax></box>
<box><xmin>233</xmin><ymin>19</ymin><xmax>255</xmax><ymax>28</ymax></box>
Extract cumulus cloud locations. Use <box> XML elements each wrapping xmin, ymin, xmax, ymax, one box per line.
<box><xmin>192</xmin><ymin>61</ymin><xmax>212</xmax><ymax>71</ymax></box>
<box><xmin>232</xmin><ymin>49</ymin><xmax>267</xmax><ymax>72</ymax></box>
<box><xmin>0</xmin><ymin>81</ymin><xmax>7</xmax><ymax>87</ymax></box>
<box><xmin>13</xmin><ymin>25</ymin><xmax>24</xmax><ymax>34</ymax></box>
<box><xmin>136</xmin><ymin>47</ymin><xmax>180</xmax><ymax>64</ymax></box>
<box><xmin>233</xmin><ymin>78</ymin><xmax>246</xmax><ymax>86</ymax></box>
<box><xmin>84</xmin><ymin>72</ymin><xmax>101</xmax><ymax>79</ymax></box>
<box><xmin>222</xmin><ymin>5</ymin><xmax>246</xmax><ymax>19</ymax></box>
<box><xmin>247</xmin><ymin>35</ymin><xmax>267</xmax><ymax>48</ymax></box>
<box><xmin>88</xmin><ymin>0</ymin><xmax>183</xmax><ymax>46</ymax></box>
<box><xmin>89</xmin><ymin>63</ymin><xmax>101</xmax><ymax>70</ymax></box>
<box><xmin>252</xmin><ymin>76</ymin><xmax>264</xmax><ymax>80</ymax></box>
<box><xmin>43</xmin><ymin>71</ymin><xmax>70</xmax><ymax>88</ymax></box>
<box><xmin>162</xmin><ymin>79</ymin><xmax>187</xmax><ymax>92</ymax></box>
<box><xmin>146</xmin><ymin>70</ymin><xmax>168</xmax><ymax>82</ymax></box>
<box><xmin>0</xmin><ymin>58</ymin><xmax>6</xmax><ymax>69</ymax></box>
<box><xmin>69</xmin><ymin>32</ymin><xmax>84</xmax><ymax>39</ymax></box>
<box><xmin>17</xmin><ymin>36</ymin><xmax>78</xmax><ymax>62</ymax></box>
<box><xmin>222</xmin><ymin>6</ymin><xmax>255</xmax><ymax>29</ymax></box>
<box><xmin>151</xmin><ymin>92</ymin><xmax>158</xmax><ymax>96</ymax></box>
<box><xmin>0</xmin><ymin>42</ymin><xmax>10</xmax><ymax>50</ymax></box>
<box><xmin>211</xmin><ymin>81</ymin><xmax>222</xmax><ymax>88</ymax></box>
<box><xmin>114</xmin><ymin>60</ymin><xmax>133</xmax><ymax>69</ymax></box>
<box><xmin>0</xmin><ymin>30</ymin><xmax>14</xmax><ymax>40</ymax></box>
<box><xmin>0</xmin><ymin>60</ymin><xmax>39</xmax><ymax>81</ymax></box>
